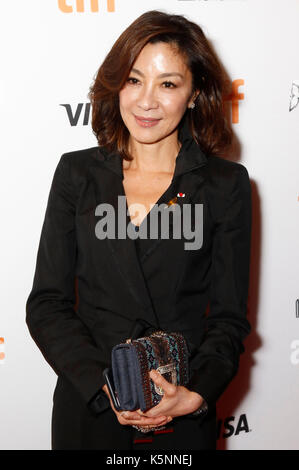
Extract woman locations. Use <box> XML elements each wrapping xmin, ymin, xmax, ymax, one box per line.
<box><xmin>26</xmin><ymin>10</ymin><xmax>252</xmax><ymax>450</ymax></box>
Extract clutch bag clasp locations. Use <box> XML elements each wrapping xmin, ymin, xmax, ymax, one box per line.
<box><xmin>154</xmin><ymin>363</ymin><xmax>177</xmax><ymax>395</ymax></box>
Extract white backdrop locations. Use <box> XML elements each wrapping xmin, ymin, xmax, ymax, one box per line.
<box><xmin>1</xmin><ymin>0</ymin><xmax>299</xmax><ymax>450</ymax></box>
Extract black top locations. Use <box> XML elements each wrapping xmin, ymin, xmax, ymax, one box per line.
<box><xmin>132</xmin><ymin>224</ymin><xmax>141</xmax><ymax>259</ymax></box>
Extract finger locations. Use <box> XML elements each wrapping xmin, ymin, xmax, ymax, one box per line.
<box><xmin>136</xmin><ymin>403</ymin><xmax>164</xmax><ymax>418</ymax></box>
<box><xmin>119</xmin><ymin>410</ymin><xmax>165</xmax><ymax>422</ymax></box>
<box><xmin>127</xmin><ymin>415</ymin><xmax>168</xmax><ymax>427</ymax></box>
<box><xmin>149</xmin><ymin>369</ymin><xmax>176</xmax><ymax>396</ymax></box>
<box><xmin>136</xmin><ymin>393</ymin><xmax>173</xmax><ymax>418</ymax></box>
<box><xmin>119</xmin><ymin>410</ymin><xmax>142</xmax><ymax>421</ymax></box>
<box><xmin>135</xmin><ymin>408</ymin><xmax>149</xmax><ymax>417</ymax></box>
<box><xmin>151</xmin><ymin>416</ymin><xmax>173</xmax><ymax>425</ymax></box>
<box><xmin>120</xmin><ymin>407</ymin><xmax>166</xmax><ymax>421</ymax></box>
<box><xmin>134</xmin><ymin>415</ymin><xmax>173</xmax><ymax>428</ymax></box>
<box><xmin>118</xmin><ymin>413</ymin><xmax>168</xmax><ymax>426</ymax></box>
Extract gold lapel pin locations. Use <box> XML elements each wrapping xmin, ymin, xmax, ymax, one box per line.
<box><xmin>166</xmin><ymin>196</ymin><xmax>178</xmax><ymax>207</ymax></box>
<box><xmin>165</xmin><ymin>193</ymin><xmax>186</xmax><ymax>208</ymax></box>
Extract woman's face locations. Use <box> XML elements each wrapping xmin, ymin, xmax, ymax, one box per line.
<box><xmin>119</xmin><ymin>42</ymin><xmax>198</xmax><ymax>145</ymax></box>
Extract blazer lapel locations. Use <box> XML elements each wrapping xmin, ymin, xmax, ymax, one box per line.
<box><xmin>88</xmin><ymin>159</ymin><xmax>158</xmax><ymax>325</ymax></box>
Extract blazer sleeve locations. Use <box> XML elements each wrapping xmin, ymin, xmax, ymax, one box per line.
<box><xmin>25</xmin><ymin>154</ymin><xmax>106</xmax><ymax>408</ymax></box>
<box><xmin>187</xmin><ymin>164</ymin><xmax>252</xmax><ymax>406</ymax></box>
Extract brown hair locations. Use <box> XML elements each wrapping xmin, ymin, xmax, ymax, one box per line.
<box><xmin>88</xmin><ymin>10</ymin><xmax>232</xmax><ymax>160</ymax></box>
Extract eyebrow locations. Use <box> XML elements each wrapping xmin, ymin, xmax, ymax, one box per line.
<box><xmin>131</xmin><ymin>68</ymin><xmax>184</xmax><ymax>79</ymax></box>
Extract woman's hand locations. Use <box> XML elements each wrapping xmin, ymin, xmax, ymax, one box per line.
<box><xmin>135</xmin><ymin>369</ymin><xmax>204</xmax><ymax>420</ymax></box>
<box><xmin>102</xmin><ymin>369</ymin><xmax>204</xmax><ymax>429</ymax></box>
<box><xmin>102</xmin><ymin>383</ymin><xmax>172</xmax><ymax>428</ymax></box>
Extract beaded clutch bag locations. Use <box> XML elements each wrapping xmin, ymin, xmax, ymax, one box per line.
<box><xmin>110</xmin><ymin>330</ymin><xmax>190</xmax><ymax>413</ymax></box>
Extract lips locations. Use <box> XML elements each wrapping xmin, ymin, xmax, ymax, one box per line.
<box><xmin>134</xmin><ymin>115</ymin><xmax>161</xmax><ymax>128</ymax></box>
<box><xmin>135</xmin><ymin>115</ymin><xmax>160</xmax><ymax>121</ymax></box>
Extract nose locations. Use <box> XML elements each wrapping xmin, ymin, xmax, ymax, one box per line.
<box><xmin>137</xmin><ymin>84</ymin><xmax>159</xmax><ymax>111</ymax></box>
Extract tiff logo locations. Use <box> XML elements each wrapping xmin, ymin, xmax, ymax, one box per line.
<box><xmin>223</xmin><ymin>79</ymin><xmax>244</xmax><ymax>124</ymax></box>
<box><xmin>58</xmin><ymin>0</ymin><xmax>115</xmax><ymax>13</ymax></box>
<box><xmin>0</xmin><ymin>338</ymin><xmax>5</xmax><ymax>363</ymax></box>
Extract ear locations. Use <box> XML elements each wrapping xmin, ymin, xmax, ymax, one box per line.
<box><xmin>188</xmin><ymin>89</ymin><xmax>200</xmax><ymax>109</ymax></box>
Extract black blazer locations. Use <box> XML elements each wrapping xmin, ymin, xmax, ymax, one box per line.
<box><xmin>26</xmin><ymin>121</ymin><xmax>252</xmax><ymax>420</ymax></box>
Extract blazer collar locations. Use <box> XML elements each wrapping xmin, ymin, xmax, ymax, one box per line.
<box><xmin>95</xmin><ymin>115</ymin><xmax>208</xmax><ymax>178</ymax></box>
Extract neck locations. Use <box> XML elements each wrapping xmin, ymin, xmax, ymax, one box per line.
<box><xmin>124</xmin><ymin>130</ymin><xmax>182</xmax><ymax>174</ymax></box>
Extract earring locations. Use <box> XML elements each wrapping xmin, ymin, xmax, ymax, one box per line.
<box><xmin>190</xmin><ymin>102</ymin><xmax>195</xmax><ymax>109</ymax></box>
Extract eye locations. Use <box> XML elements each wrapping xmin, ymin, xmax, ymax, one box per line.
<box><xmin>127</xmin><ymin>77</ymin><xmax>139</xmax><ymax>85</ymax></box>
<box><xmin>163</xmin><ymin>81</ymin><xmax>176</xmax><ymax>89</ymax></box>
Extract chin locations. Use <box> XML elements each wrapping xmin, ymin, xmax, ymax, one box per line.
<box><xmin>129</xmin><ymin>129</ymin><xmax>165</xmax><ymax>145</ymax></box>
<box><xmin>131</xmin><ymin>125</ymin><xmax>179</xmax><ymax>144</ymax></box>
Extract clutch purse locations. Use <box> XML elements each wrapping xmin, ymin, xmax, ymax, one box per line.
<box><xmin>110</xmin><ymin>329</ymin><xmax>191</xmax><ymax>414</ymax></box>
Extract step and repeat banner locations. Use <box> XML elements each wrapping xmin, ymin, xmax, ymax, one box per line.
<box><xmin>1</xmin><ymin>0</ymin><xmax>298</xmax><ymax>450</ymax></box>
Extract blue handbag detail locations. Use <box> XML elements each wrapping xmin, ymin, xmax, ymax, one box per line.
<box><xmin>111</xmin><ymin>330</ymin><xmax>190</xmax><ymax>412</ymax></box>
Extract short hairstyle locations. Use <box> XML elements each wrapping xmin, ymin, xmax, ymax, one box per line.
<box><xmin>88</xmin><ymin>10</ymin><xmax>232</xmax><ymax>160</ymax></box>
